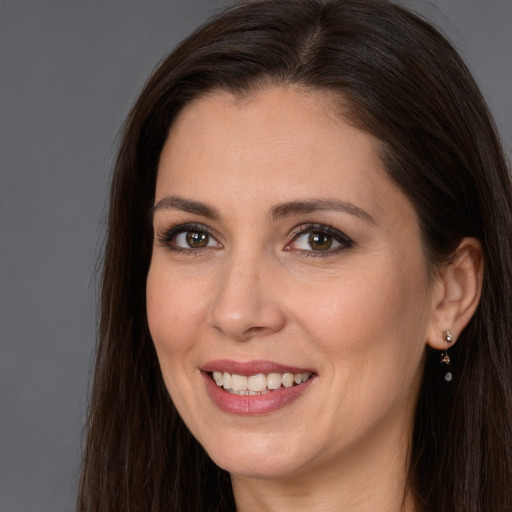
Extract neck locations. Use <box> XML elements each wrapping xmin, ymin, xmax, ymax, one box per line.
<box><xmin>231</xmin><ymin>417</ymin><xmax>417</xmax><ymax>512</ymax></box>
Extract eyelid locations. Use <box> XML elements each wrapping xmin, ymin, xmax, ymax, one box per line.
<box><xmin>286</xmin><ymin>223</ymin><xmax>354</xmax><ymax>254</ymax></box>
<box><xmin>155</xmin><ymin>222</ymin><xmax>223</xmax><ymax>250</ymax></box>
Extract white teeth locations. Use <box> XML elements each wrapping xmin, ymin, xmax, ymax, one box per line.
<box><xmin>282</xmin><ymin>373</ymin><xmax>294</xmax><ymax>388</ymax></box>
<box><xmin>222</xmin><ymin>372</ymin><xmax>231</xmax><ymax>390</ymax></box>
<box><xmin>211</xmin><ymin>371</ymin><xmax>312</xmax><ymax>392</ymax></box>
<box><xmin>248</xmin><ymin>374</ymin><xmax>267</xmax><ymax>392</ymax></box>
<box><xmin>231</xmin><ymin>374</ymin><xmax>248</xmax><ymax>391</ymax></box>
<box><xmin>267</xmin><ymin>373</ymin><xmax>282</xmax><ymax>390</ymax></box>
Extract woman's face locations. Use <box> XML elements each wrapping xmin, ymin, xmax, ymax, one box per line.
<box><xmin>147</xmin><ymin>87</ymin><xmax>438</xmax><ymax>480</ymax></box>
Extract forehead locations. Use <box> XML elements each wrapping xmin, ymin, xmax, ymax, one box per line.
<box><xmin>156</xmin><ymin>87</ymin><xmax>390</xmax><ymax>200</ymax></box>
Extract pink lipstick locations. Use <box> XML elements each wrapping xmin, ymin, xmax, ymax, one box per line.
<box><xmin>201</xmin><ymin>360</ymin><xmax>316</xmax><ymax>415</ymax></box>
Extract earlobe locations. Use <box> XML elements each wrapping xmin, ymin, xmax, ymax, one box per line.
<box><xmin>426</xmin><ymin>237</ymin><xmax>484</xmax><ymax>350</ymax></box>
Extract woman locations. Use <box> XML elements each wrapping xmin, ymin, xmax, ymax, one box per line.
<box><xmin>78</xmin><ymin>0</ymin><xmax>512</xmax><ymax>510</ymax></box>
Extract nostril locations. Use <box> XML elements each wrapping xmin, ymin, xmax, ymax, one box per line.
<box><xmin>212</xmin><ymin>324</ymin><xmax>276</xmax><ymax>342</ymax></box>
<box><xmin>243</xmin><ymin>325</ymin><xmax>277</xmax><ymax>337</ymax></box>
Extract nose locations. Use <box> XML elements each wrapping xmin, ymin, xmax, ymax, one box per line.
<box><xmin>209</xmin><ymin>252</ymin><xmax>286</xmax><ymax>341</ymax></box>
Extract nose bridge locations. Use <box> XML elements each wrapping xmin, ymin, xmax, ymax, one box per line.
<box><xmin>209</xmin><ymin>246</ymin><xmax>285</xmax><ymax>340</ymax></box>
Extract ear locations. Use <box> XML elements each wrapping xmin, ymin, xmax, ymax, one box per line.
<box><xmin>426</xmin><ymin>237</ymin><xmax>484</xmax><ymax>350</ymax></box>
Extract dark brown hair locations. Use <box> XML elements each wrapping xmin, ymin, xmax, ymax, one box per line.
<box><xmin>78</xmin><ymin>1</ymin><xmax>512</xmax><ymax>510</ymax></box>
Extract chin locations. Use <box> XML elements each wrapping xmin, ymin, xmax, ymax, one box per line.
<box><xmin>212</xmin><ymin>453</ymin><xmax>305</xmax><ymax>480</ymax></box>
<box><xmin>200</xmin><ymin>428</ymin><xmax>313</xmax><ymax>480</ymax></box>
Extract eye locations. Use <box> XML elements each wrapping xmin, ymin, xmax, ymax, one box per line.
<box><xmin>156</xmin><ymin>223</ymin><xmax>222</xmax><ymax>252</ymax></box>
<box><xmin>175</xmin><ymin>230</ymin><xmax>217</xmax><ymax>249</ymax></box>
<box><xmin>294</xmin><ymin>231</ymin><xmax>339</xmax><ymax>251</ymax></box>
<box><xmin>286</xmin><ymin>224</ymin><xmax>353</xmax><ymax>255</ymax></box>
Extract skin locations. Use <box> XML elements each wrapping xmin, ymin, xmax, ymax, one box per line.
<box><xmin>146</xmin><ymin>87</ymin><xmax>482</xmax><ymax>511</ymax></box>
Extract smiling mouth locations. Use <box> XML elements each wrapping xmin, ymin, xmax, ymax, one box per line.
<box><xmin>211</xmin><ymin>371</ymin><xmax>312</xmax><ymax>395</ymax></box>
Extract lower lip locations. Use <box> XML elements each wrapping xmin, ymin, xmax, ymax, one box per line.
<box><xmin>202</xmin><ymin>372</ymin><xmax>315</xmax><ymax>415</ymax></box>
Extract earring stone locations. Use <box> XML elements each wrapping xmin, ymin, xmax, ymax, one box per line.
<box><xmin>440</xmin><ymin>351</ymin><xmax>451</xmax><ymax>364</ymax></box>
<box><xmin>443</xmin><ymin>330</ymin><xmax>453</xmax><ymax>343</ymax></box>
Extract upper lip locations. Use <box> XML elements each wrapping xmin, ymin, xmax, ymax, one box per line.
<box><xmin>201</xmin><ymin>359</ymin><xmax>315</xmax><ymax>376</ymax></box>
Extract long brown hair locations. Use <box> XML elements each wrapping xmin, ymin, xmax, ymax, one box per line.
<box><xmin>78</xmin><ymin>1</ymin><xmax>512</xmax><ymax>510</ymax></box>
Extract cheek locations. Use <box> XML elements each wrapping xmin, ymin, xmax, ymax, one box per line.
<box><xmin>311</xmin><ymin>270</ymin><xmax>427</xmax><ymax>422</ymax></box>
<box><xmin>147</xmin><ymin>261</ymin><xmax>203</xmax><ymax>344</ymax></box>
<box><xmin>292</xmin><ymin>256</ymin><xmax>430</xmax><ymax>392</ymax></box>
<box><xmin>300</xmin><ymin>266</ymin><xmax>426</xmax><ymax>343</ymax></box>
<box><xmin>146</xmin><ymin>263</ymin><xmax>208</xmax><ymax>424</ymax></box>
<box><xmin>146</xmin><ymin>262</ymin><xmax>204</xmax><ymax>389</ymax></box>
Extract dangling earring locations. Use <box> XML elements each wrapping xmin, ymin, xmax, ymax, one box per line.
<box><xmin>440</xmin><ymin>330</ymin><xmax>453</xmax><ymax>382</ymax></box>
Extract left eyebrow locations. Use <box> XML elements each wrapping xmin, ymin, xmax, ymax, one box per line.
<box><xmin>270</xmin><ymin>199</ymin><xmax>376</xmax><ymax>225</ymax></box>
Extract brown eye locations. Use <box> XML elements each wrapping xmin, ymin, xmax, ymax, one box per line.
<box><xmin>185</xmin><ymin>231</ymin><xmax>209</xmax><ymax>248</ymax></box>
<box><xmin>288</xmin><ymin>225</ymin><xmax>353</xmax><ymax>255</ymax></box>
<box><xmin>173</xmin><ymin>229</ymin><xmax>218</xmax><ymax>249</ymax></box>
<box><xmin>308</xmin><ymin>232</ymin><xmax>333</xmax><ymax>251</ymax></box>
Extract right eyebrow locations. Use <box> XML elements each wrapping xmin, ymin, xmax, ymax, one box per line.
<box><xmin>150</xmin><ymin>195</ymin><xmax>220</xmax><ymax>220</ymax></box>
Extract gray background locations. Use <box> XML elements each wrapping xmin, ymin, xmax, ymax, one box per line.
<box><xmin>0</xmin><ymin>1</ymin><xmax>510</xmax><ymax>511</ymax></box>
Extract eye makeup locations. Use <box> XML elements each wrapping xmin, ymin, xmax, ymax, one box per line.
<box><xmin>155</xmin><ymin>222</ymin><xmax>222</xmax><ymax>255</ymax></box>
<box><xmin>155</xmin><ymin>220</ymin><xmax>354</xmax><ymax>259</ymax></box>
<box><xmin>285</xmin><ymin>223</ymin><xmax>354</xmax><ymax>257</ymax></box>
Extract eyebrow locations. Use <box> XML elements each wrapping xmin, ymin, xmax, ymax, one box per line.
<box><xmin>271</xmin><ymin>199</ymin><xmax>376</xmax><ymax>224</ymax></box>
<box><xmin>151</xmin><ymin>195</ymin><xmax>375</xmax><ymax>225</ymax></box>
<box><xmin>151</xmin><ymin>195</ymin><xmax>220</xmax><ymax>220</ymax></box>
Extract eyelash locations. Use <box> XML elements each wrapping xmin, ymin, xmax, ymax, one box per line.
<box><xmin>155</xmin><ymin>222</ymin><xmax>354</xmax><ymax>257</ymax></box>
<box><xmin>155</xmin><ymin>222</ymin><xmax>220</xmax><ymax>255</ymax></box>
<box><xmin>287</xmin><ymin>223</ymin><xmax>354</xmax><ymax>258</ymax></box>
